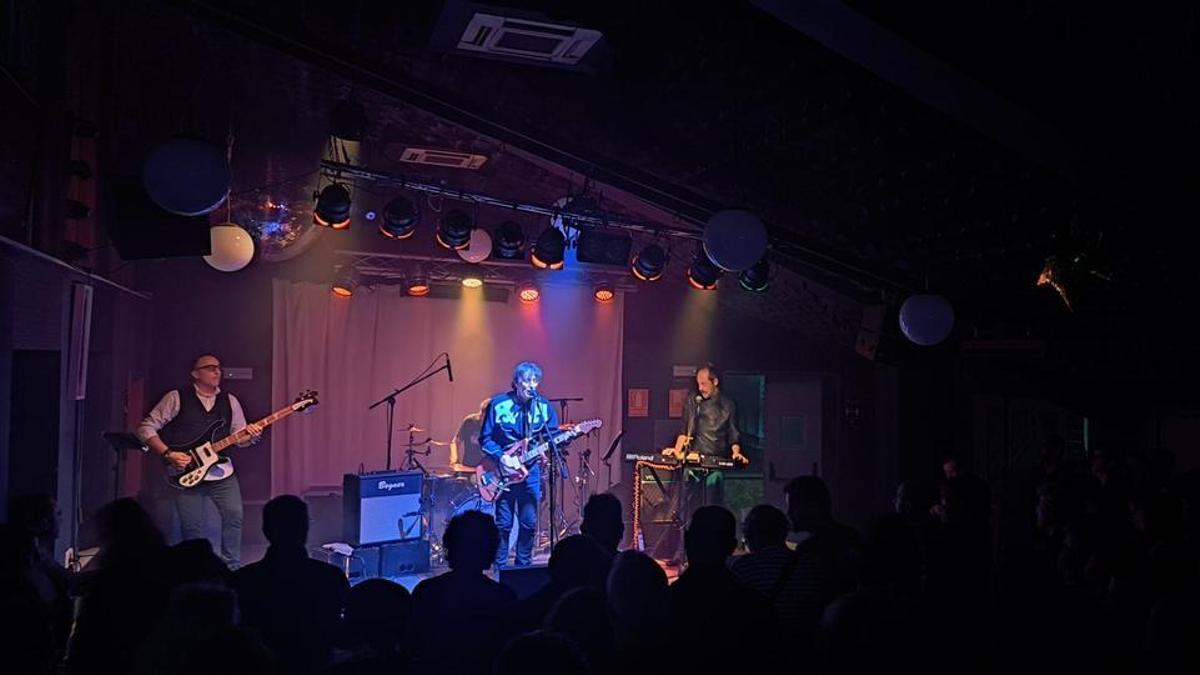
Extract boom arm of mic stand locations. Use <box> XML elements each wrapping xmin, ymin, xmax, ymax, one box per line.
<box><xmin>367</xmin><ymin>362</ymin><xmax>450</xmax><ymax>410</ymax></box>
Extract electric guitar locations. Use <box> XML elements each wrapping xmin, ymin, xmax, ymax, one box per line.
<box><xmin>165</xmin><ymin>390</ymin><xmax>319</xmax><ymax>490</ymax></box>
<box><xmin>475</xmin><ymin>419</ymin><xmax>603</xmax><ymax>502</ymax></box>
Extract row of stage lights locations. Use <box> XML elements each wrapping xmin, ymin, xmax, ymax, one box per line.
<box><xmin>330</xmin><ymin>265</ymin><xmax>618</xmax><ymax>305</ymax></box>
<box><xmin>316</xmin><ymin>183</ymin><xmax>770</xmax><ymax>299</ymax></box>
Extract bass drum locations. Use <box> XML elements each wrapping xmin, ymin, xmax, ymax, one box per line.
<box><xmin>449</xmin><ymin>490</ymin><xmax>495</xmax><ymax>519</ymax></box>
<box><xmin>426</xmin><ymin>474</ymin><xmax>489</xmax><ymax>544</ymax></box>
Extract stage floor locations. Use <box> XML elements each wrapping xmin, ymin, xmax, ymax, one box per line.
<box><xmin>242</xmin><ymin>545</ymin><xmax>682</xmax><ymax>591</ymax></box>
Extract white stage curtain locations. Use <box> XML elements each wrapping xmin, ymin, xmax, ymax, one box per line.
<box><xmin>270</xmin><ymin>280</ymin><xmax>624</xmax><ymax>503</ymax></box>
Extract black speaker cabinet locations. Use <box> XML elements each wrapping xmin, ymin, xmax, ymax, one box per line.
<box><xmin>351</xmin><ymin>540</ymin><xmax>431</xmax><ymax>578</ymax></box>
<box><xmin>498</xmin><ymin>564</ymin><xmax>550</xmax><ymax>600</ymax></box>
<box><xmin>343</xmin><ymin>471</ymin><xmax>424</xmax><ymax>546</ymax></box>
<box><xmin>381</xmin><ymin>539</ymin><xmax>431</xmax><ymax>576</ymax></box>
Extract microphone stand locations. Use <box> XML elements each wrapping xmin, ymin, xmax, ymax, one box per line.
<box><xmin>671</xmin><ymin>397</ymin><xmax>702</xmax><ymax>565</ymax></box>
<box><xmin>546</xmin><ymin>396</ymin><xmax>580</xmax><ymax>539</ymax></box>
<box><xmin>368</xmin><ymin>359</ymin><xmax>450</xmax><ymax>471</ymax></box>
<box><xmin>546</xmin><ymin>423</ymin><xmax>562</xmax><ymax>552</ymax></box>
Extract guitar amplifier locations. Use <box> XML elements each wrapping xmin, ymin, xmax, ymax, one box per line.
<box><xmin>343</xmin><ymin>471</ymin><xmax>424</xmax><ymax>546</ymax></box>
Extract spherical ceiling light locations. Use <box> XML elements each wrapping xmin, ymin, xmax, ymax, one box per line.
<box><xmin>702</xmin><ymin>209</ymin><xmax>768</xmax><ymax>272</ymax></box>
<box><xmin>899</xmin><ymin>294</ymin><xmax>955</xmax><ymax>346</ymax></box>
<box><xmin>203</xmin><ymin>223</ymin><xmax>255</xmax><ymax>272</ymax></box>
<box><xmin>457</xmin><ymin>227</ymin><xmax>493</xmax><ymax>263</ymax></box>
<box><xmin>631</xmin><ymin>243</ymin><xmax>667</xmax><ymax>282</ymax></box>
<box><xmin>142</xmin><ymin>137</ymin><xmax>231</xmax><ymax>216</ymax></box>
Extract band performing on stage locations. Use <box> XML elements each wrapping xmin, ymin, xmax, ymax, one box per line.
<box><xmin>132</xmin><ymin>356</ymin><xmax>744</xmax><ymax>573</ymax></box>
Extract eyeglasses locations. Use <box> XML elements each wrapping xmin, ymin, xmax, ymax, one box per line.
<box><xmin>195</xmin><ymin>365</ymin><xmax>222</xmax><ymax>373</ymax></box>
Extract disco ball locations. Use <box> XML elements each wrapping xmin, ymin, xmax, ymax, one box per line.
<box><xmin>236</xmin><ymin>194</ymin><xmax>324</xmax><ymax>262</ymax></box>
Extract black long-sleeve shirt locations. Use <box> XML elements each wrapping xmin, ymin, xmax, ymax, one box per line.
<box><xmin>680</xmin><ymin>391</ymin><xmax>741</xmax><ymax>457</ymax></box>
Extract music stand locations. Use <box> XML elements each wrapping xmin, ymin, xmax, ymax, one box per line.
<box><xmin>600</xmin><ymin>430</ymin><xmax>623</xmax><ymax>490</ymax></box>
<box><xmin>102</xmin><ymin>432</ymin><xmax>148</xmax><ymax>501</ymax></box>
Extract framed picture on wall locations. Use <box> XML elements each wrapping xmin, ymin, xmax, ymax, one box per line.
<box><xmin>668</xmin><ymin>388</ymin><xmax>688</xmax><ymax>418</ymax></box>
<box><xmin>628</xmin><ymin>388</ymin><xmax>649</xmax><ymax>417</ymax></box>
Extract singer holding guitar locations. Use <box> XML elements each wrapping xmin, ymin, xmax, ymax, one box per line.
<box><xmin>137</xmin><ymin>354</ymin><xmax>262</xmax><ymax>569</ymax></box>
<box><xmin>663</xmin><ymin>362</ymin><xmax>747</xmax><ymax>509</ymax></box>
<box><xmin>481</xmin><ymin>361</ymin><xmax>560</xmax><ymax>567</ymax></box>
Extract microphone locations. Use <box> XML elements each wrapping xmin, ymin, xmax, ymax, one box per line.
<box><xmin>446</xmin><ymin>354</ymin><xmax>454</xmax><ymax>382</ymax></box>
<box><xmin>695</xmin><ymin>394</ymin><xmax>703</xmax><ymax>404</ymax></box>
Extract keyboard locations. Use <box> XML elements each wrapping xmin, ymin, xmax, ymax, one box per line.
<box><xmin>623</xmin><ymin>452</ymin><xmax>736</xmax><ymax>469</ymax></box>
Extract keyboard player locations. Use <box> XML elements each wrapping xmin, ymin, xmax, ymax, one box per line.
<box><xmin>662</xmin><ymin>362</ymin><xmax>748</xmax><ymax>508</ymax></box>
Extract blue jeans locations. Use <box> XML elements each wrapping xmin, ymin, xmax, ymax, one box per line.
<box><xmin>176</xmin><ymin>474</ymin><xmax>244</xmax><ymax>569</ymax></box>
<box><xmin>494</xmin><ymin>479</ymin><xmax>540</xmax><ymax>566</ymax></box>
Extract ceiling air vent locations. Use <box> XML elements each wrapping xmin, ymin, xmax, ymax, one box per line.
<box><xmin>398</xmin><ymin>147</ymin><xmax>489</xmax><ymax>170</ymax></box>
<box><xmin>457</xmin><ymin>13</ymin><xmax>602</xmax><ymax>65</ymax></box>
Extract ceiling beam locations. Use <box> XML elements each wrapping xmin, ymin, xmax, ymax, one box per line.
<box><xmin>750</xmin><ymin>0</ymin><xmax>1134</xmax><ymax>209</ymax></box>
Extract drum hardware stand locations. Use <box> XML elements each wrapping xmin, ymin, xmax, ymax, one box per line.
<box><xmin>569</xmin><ymin>446</ymin><xmax>595</xmax><ymax>532</ymax></box>
<box><xmin>401</xmin><ymin>424</ymin><xmax>433</xmax><ymax>474</ymax></box>
<box><xmin>538</xmin><ymin>397</ymin><xmax>583</xmax><ymax>554</ymax></box>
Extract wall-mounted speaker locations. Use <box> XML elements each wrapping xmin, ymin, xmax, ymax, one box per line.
<box><xmin>67</xmin><ymin>282</ymin><xmax>93</xmax><ymax>400</ymax></box>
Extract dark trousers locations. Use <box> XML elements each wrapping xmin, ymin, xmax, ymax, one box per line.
<box><xmin>494</xmin><ymin>479</ymin><xmax>540</xmax><ymax>566</ymax></box>
<box><xmin>684</xmin><ymin>467</ymin><xmax>726</xmax><ymax>511</ymax></box>
<box><xmin>176</xmin><ymin>474</ymin><xmax>244</xmax><ymax>569</ymax></box>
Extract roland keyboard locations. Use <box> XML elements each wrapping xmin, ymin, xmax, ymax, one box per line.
<box><xmin>624</xmin><ymin>452</ymin><xmax>737</xmax><ymax>470</ymax></box>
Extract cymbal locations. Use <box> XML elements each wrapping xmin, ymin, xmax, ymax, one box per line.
<box><xmin>404</xmin><ymin>424</ymin><xmax>426</xmax><ymax>432</ymax></box>
<box><xmin>398</xmin><ymin>439</ymin><xmax>450</xmax><ymax>447</ymax></box>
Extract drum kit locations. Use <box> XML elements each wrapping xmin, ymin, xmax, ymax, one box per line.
<box><xmin>390</xmin><ymin>424</ymin><xmax>475</xmax><ymax>563</ymax></box>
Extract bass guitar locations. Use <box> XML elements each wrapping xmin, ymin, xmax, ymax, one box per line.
<box><xmin>166</xmin><ymin>390</ymin><xmax>319</xmax><ymax>489</ymax></box>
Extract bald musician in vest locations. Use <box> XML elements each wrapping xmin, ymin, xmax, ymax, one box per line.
<box><xmin>137</xmin><ymin>354</ymin><xmax>262</xmax><ymax>569</ymax></box>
